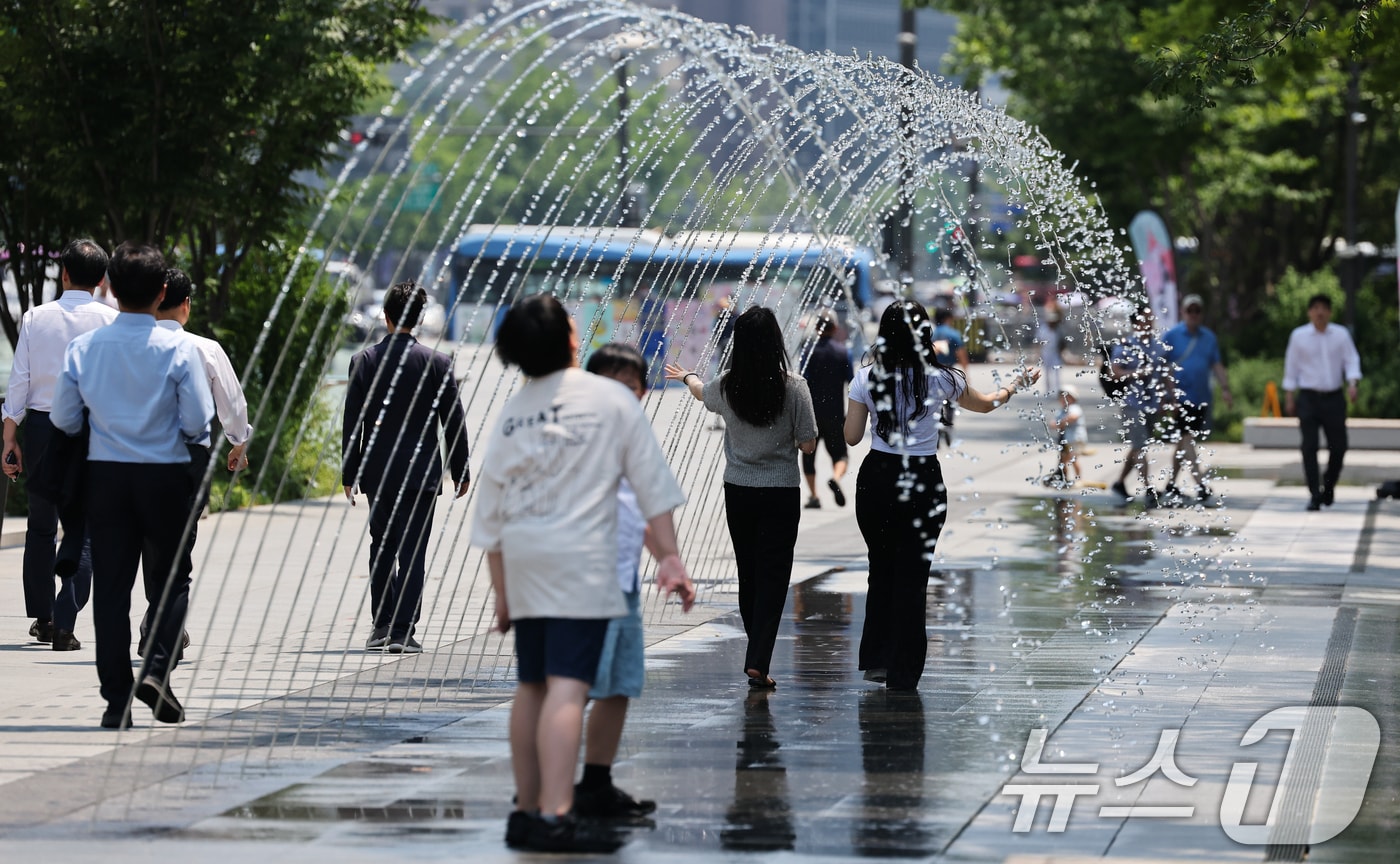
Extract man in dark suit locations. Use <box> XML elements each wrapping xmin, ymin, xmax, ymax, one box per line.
<box><xmin>342</xmin><ymin>280</ymin><xmax>470</xmax><ymax>653</ymax></box>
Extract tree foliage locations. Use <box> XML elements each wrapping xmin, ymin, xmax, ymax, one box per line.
<box><xmin>913</xmin><ymin>0</ymin><xmax>1400</xmax><ymax>366</ymax></box>
<box><xmin>0</xmin><ymin>0</ymin><xmax>431</xmax><ymax>345</ymax></box>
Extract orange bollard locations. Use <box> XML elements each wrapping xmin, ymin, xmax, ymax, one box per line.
<box><xmin>1262</xmin><ymin>381</ymin><xmax>1282</xmax><ymax>418</ymax></box>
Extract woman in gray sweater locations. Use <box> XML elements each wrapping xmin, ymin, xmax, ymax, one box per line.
<box><xmin>666</xmin><ymin>307</ymin><xmax>817</xmax><ymax>689</ymax></box>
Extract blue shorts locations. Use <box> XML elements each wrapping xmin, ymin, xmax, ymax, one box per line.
<box><xmin>513</xmin><ymin>617</ymin><xmax>611</xmax><ymax>685</ymax></box>
<box><xmin>589</xmin><ymin>590</ymin><xmax>645</xmax><ymax>700</ymax></box>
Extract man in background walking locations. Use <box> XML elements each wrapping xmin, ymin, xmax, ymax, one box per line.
<box><xmin>1161</xmin><ymin>294</ymin><xmax>1232</xmax><ymax>504</ymax></box>
<box><xmin>1283</xmin><ymin>294</ymin><xmax>1362</xmax><ymax>511</ymax></box>
<box><xmin>800</xmin><ymin>311</ymin><xmax>852</xmax><ymax>508</ymax></box>
<box><xmin>2</xmin><ymin>239</ymin><xmax>117</xmax><ymax>651</ymax></box>
<box><xmin>342</xmin><ymin>280</ymin><xmax>470</xmax><ymax>654</ymax></box>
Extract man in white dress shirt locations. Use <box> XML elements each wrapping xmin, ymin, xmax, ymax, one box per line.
<box><xmin>1283</xmin><ymin>293</ymin><xmax>1363</xmax><ymax>511</ymax></box>
<box><xmin>2</xmin><ymin>239</ymin><xmax>118</xmax><ymax>650</ymax></box>
<box><xmin>154</xmin><ymin>269</ymin><xmax>252</xmax><ymax>472</ymax></box>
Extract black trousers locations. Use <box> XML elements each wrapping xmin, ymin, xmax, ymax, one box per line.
<box><xmin>367</xmin><ymin>488</ymin><xmax>437</xmax><ymax>638</ymax></box>
<box><xmin>855</xmin><ymin>451</ymin><xmax>947</xmax><ymax>690</ymax></box>
<box><xmin>20</xmin><ymin>411</ymin><xmax>92</xmax><ymax>631</ymax></box>
<box><xmin>723</xmin><ymin>483</ymin><xmax>800</xmax><ymax>677</ymax></box>
<box><xmin>1297</xmin><ymin>389</ymin><xmax>1348</xmax><ymax>499</ymax></box>
<box><xmin>85</xmin><ymin>461</ymin><xmax>194</xmax><ymax>708</ymax></box>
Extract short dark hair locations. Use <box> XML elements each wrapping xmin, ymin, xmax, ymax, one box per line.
<box><xmin>60</xmin><ymin>239</ymin><xmax>108</xmax><ymax>289</ymax></box>
<box><xmin>585</xmin><ymin>342</ymin><xmax>647</xmax><ymax>387</ymax></box>
<box><xmin>1307</xmin><ymin>293</ymin><xmax>1333</xmax><ymax>310</ymax></box>
<box><xmin>933</xmin><ymin>308</ymin><xmax>954</xmax><ymax>326</ymax></box>
<box><xmin>107</xmin><ymin>242</ymin><xmax>167</xmax><ymax>308</ymax></box>
<box><xmin>496</xmin><ymin>293</ymin><xmax>574</xmax><ymax>376</ymax></box>
<box><xmin>159</xmin><ymin>268</ymin><xmax>193</xmax><ymax>310</ymax></box>
<box><xmin>383</xmin><ymin>280</ymin><xmax>426</xmax><ymax>328</ymax></box>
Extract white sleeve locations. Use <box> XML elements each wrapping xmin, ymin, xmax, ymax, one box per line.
<box><xmin>1</xmin><ymin>311</ymin><xmax>33</xmax><ymax>423</ymax></box>
<box><xmin>205</xmin><ymin>341</ymin><xmax>254</xmax><ymax>445</ymax></box>
<box><xmin>1282</xmin><ymin>330</ymin><xmax>1301</xmax><ymax>391</ymax></box>
<box><xmin>619</xmin><ymin>400</ymin><xmax>685</xmax><ymax>520</ymax></box>
<box><xmin>1343</xmin><ymin>331</ymin><xmax>1362</xmax><ymax>383</ymax></box>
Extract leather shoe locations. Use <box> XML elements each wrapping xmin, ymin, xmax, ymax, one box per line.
<box><xmin>1307</xmin><ymin>497</ymin><xmax>1322</xmax><ymax>511</ymax></box>
<box><xmin>1322</xmin><ymin>487</ymin><xmax>1335</xmax><ymax>507</ymax></box>
<box><xmin>134</xmin><ymin>676</ymin><xmax>185</xmax><ymax>724</ymax></box>
<box><xmin>28</xmin><ymin>619</ymin><xmax>54</xmax><ymax>644</ymax></box>
<box><xmin>100</xmin><ymin>704</ymin><xmax>132</xmax><ymax>730</ymax></box>
<box><xmin>51</xmin><ymin>630</ymin><xmax>81</xmax><ymax>651</ymax></box>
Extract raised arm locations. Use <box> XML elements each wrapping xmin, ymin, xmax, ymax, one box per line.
<box><xmin>662</xmin><ymin>363</ymin><xmax>705</xmax><ymax>402</ymax></box>
<box><xmin>958</xmin><ymin>367</ymin><xmax>1040</xmax><ymax>414</ymax></box>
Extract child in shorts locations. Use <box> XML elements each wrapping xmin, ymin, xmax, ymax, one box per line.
<box><xmin>1049</xmin><ymin>384</ymin><xmax>1087</xmax><ymax>486</ymax></box>
<box><xmin>575</xmin><ymin>343</ymin><xmax>667</xmax><ymax>821</ymax></box>
<box><xmin>471</xmin><ymin>296</ymin><xmax>693</xmax><ymax>854</ymax></box>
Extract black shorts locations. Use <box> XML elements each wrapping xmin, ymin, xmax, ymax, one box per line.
<box><xmin>1176</xmin><ymin>401</ymin><xmax>1212</xmax><ymax>438</ymax></box>
<box><xmin>513</xmin><ymin>617</ymin><xmax>610</xmax><ymax>684</ymax></box>
<box><xmin>802</xmin><ymin>414</ymin><xmax>848</xmax><ymax>474</ymax></box>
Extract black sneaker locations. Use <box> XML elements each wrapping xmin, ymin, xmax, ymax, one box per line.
<box><xmin>365</xmin><ymin>626</ymin><xmax>391</xmax><ymax>650</ymax></box>
<box><xmin>1144</xmin><ymin>488</ymin><xmax>1160</xmax><ymax>510</ymax></box>
<box><xmin>1162</xmin><ymin>483</ymin><xmax>1181</xmax><ymax>504</ymax></box>
<box><xmin>1111</xmin><ymin>481</ymin><xmax>1129</xmax><ymax>500</ymax></box>
<box><xmin>524</xmin><ymin>813</ymin><xmax>624</xmax><ymax>853</ymax></box>
<box><xmin>1197</xmin><ymin>485</ymin><xmax>1213</xmax><ymax>504</ymax></box>
<box><xmin>827</xmin><ymin>478</ymin><xmax>846</xmax><ymax>507</ymax></box>
<box><xmin>574</xmin><ymin>782</ymin><xmax>657</xmax><ymax>820</ymax></box>
<box><xmin>803</xmin><ymin>496</ymin><xmax>821</xmax><ymax>510</ymax></box>
<box><xmin>1322</xmin><ymin>486</ymin><xmax>1335</xmax><ymax>507</ymax></box>
<box><xmin>386</xmin><ymin>635</ymin><xmax>422</xmax><ymax>654</ymax></box>
<box><xmin>134</xmin><ymin>675</ymin><xmax>185</xmax><ymax>724</ymax></box>
<box><xmin>505</xmin><ymin>810</ymin><xmax>534</xmax><ymax>849</ymax></box>
<box><xmin>100</xmin><ymin>704</ymin><xmax>132</xmax><ymax>730</ymax></box>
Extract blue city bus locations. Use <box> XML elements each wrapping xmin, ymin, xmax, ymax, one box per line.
<box><xmin>447</xmin><ymin>224</ymin><xmax>874</xmax><ymax>379</ymax></box>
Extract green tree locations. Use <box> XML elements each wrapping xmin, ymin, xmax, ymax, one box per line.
<box><xmin>914</xmin><ymin>0</ymin><xmax>1400</xmax><ymax>360</ymax></box>
<box><xmin>0</xmin><ymin>0</ymin><xmax>432</xmax><ymax>345</ymax></box>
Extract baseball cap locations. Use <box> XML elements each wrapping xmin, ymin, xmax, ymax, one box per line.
<box><xmin>1181</xmin><ymin>294</ymin><xmax>1204</xmax><ymax>311</ymax></box>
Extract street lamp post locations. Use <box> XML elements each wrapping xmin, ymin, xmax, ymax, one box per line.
<box><xmin>1343</xmin><ymin>60</ymin><xmax>1363</xmax><ymax>332</ymax></box>
<box><xmin>611</xmin><ymin>32</ymin><xmax>648</xmax><ymax>229</ymax></box>
<box><xmin>894</xmin><ymin>7</ymin><xmax>917</xmax><ymax>289</ymax></box>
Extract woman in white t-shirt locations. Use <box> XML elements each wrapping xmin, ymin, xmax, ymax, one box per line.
<box><xmin>844</xmin><ymin>300</ymin><xmax>1038</xmax><ymax>691</ymax></box>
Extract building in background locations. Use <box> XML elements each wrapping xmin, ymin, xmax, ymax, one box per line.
<box><xmin>424</xmin><ymin>1</ymin><xmax>957</xmax><ymax>77</ymax></box>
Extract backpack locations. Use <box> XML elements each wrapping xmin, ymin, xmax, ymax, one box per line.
<box><xmin>1098</xmin><ymin>341</ymin><xmax>1129</xmax><ymax>400</ymax></box>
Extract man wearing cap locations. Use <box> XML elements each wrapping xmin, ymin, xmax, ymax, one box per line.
<box><xmin>1283</xmin><ymin>294</ymin><xmax>1362</xmax><ymax>511</ymax></box>
<box><xmin>1161</xmin><ymin>294</ymin><xmax>1232</xmax><ymax>503</ymax></box>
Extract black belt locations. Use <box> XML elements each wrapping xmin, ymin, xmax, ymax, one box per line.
<box><xmin>1299</xmin><ymin>388</ymin><xmax>1342</xmax><ymax>396</ymax></box>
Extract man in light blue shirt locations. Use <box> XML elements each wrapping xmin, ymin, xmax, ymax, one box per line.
<box><xmin>51</xmin><ymin>242</ymin><xmax>213</xmax><ymax>729</ymax></box>
<box><xmin>1161</xmin><ymin>294</ymin><xmax>1233</xmax><ymax>503</ymax></box>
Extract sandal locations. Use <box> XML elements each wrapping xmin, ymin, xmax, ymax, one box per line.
<box><xmin>745</xmin><ymin>669</ymin><xmax>777</xmax><ymax>689</ymax></box>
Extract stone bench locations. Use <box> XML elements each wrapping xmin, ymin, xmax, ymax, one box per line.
<box><xmin>1243</xmin><ymin>416</ymin><xmax>1400</xmax><ymax>449</ymax></box>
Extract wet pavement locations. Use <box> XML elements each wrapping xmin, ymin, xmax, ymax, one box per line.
<box><xmin>1</xmin><ymin>366</ymin><xmax>1399</xmax><ymax>862</ymax></box>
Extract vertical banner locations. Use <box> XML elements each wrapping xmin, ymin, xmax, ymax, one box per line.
<box><xmin>1128</xmin><ymin>210</ymin><xmax>1179</xmax><ymax>328</ymax></box>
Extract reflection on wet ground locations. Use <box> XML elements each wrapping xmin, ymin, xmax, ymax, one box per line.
<box><xmin>201</xmin><ymin>529</ymin><xmax>1179</xmax><ymax>859</ymax></box>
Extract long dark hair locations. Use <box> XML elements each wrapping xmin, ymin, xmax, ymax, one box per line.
<box><xmin>722</xmin><ymin>306</ymin><xmax>788</xmax><ymax>426</ymax></box>
<box><xmin>868</xmin><ymin>300</ymin><xmax>964</xmax><ymax>444</ymax></box>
